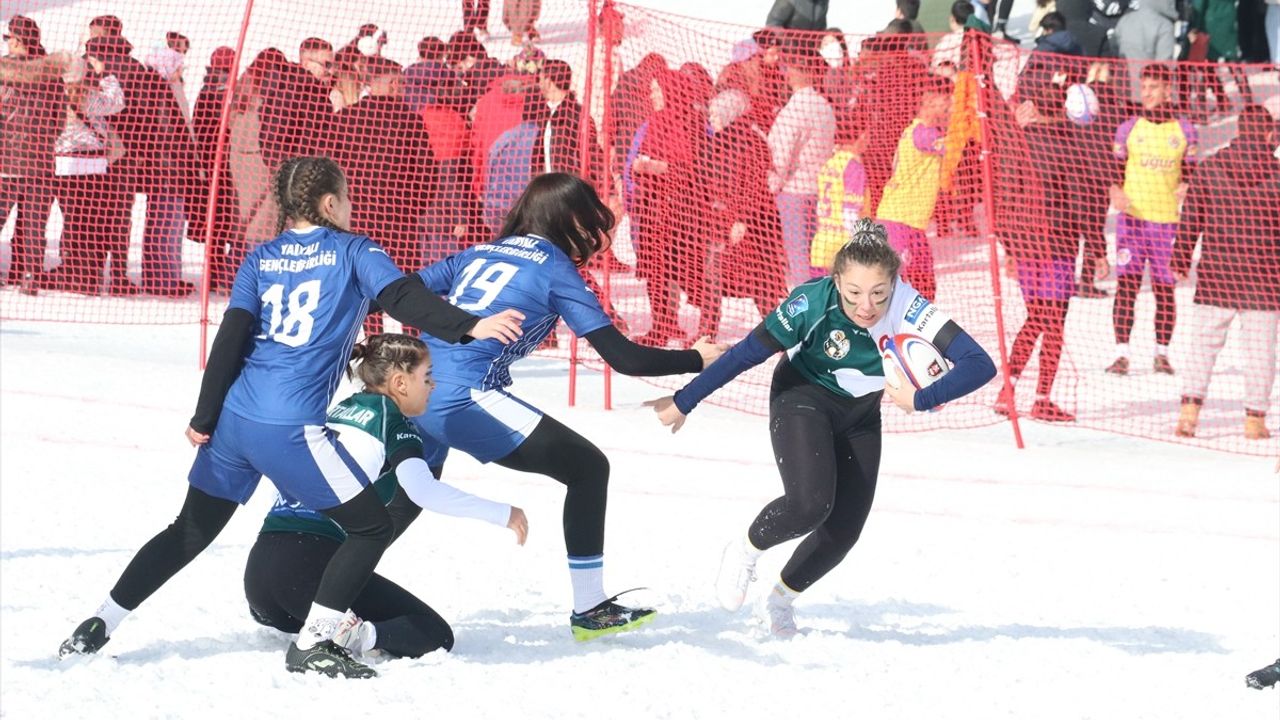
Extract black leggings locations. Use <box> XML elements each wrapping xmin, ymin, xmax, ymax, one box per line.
<box><xmin>749</xmin><ymin>360</ymin><xmax>882</xmax><ymax>593</ymax></box>
<box><xmin>495</xmin><ymin>414</ymin><xmax>609</xmax><ymax>558</ymax></box>
<box><xmin>1009</xmin><ymin>298</ymin><xmax>1069</xmax><ymax>396</ymax></box>
<box><xmin>244</xmin><ymin>530</ymin><xmax>453</xmax><ymax>658</ymax></box>
<box><xmin>110</xmin><ymin>483</ymin><xmax>392</xmax><ymax>622</ymax></box>
<box><xmin>1113</xmin><ymin>273</ymin><xmax>1176</xmax><ymax>347</ymax></box>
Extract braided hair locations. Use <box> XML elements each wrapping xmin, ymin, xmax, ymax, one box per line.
<box><xmin>347</xmin><ymin>333</ymin><xmax>430</xmax><ymax>389</ymax></box>
<box><xmin>273</xmin><ymin>156</ymin><xmax>349</xmax><ymax>234</ymax></box>
<box><xmin>831</xmin><ymin>218</ymin><xmax>902</xmax><ymax>279</ymax></box>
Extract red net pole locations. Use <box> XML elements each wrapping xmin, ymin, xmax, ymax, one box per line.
<box><xmin>567</xmin><ymin>0</ymin><xmax>601</xmax><ymax>409</ymax></box>
<box><xmin>198</xmin><ymin>0</ymin><xmax>257</xmax><ymax>369</ymax></box>
<box><xmin>971</xmin><ymin>35</ymin><xmax>1023</xmax><ymax>450</ymax></box>
<box><xmin>598</xmin><ymin>0</ymin><xmax>619</xmax><ymax>411</ymax></box>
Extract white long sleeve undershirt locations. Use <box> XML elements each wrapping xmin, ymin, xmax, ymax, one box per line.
<box><xmin>395</xmin><ymin>457</ymin><xmax>511</xmax><ymax>528</ymax></box>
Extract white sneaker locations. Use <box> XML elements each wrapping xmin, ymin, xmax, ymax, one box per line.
<box><xmin>332</xmin><ymin>612</ymin><xmax>376</xmax><ymax>657</ymax></box>
<box><xmin>715</xmin><ymin>540</ymin><xmax>758</xmax><ymax>611</ymax></box>
<box><xmin>765</xmin><ymin>594</ymin><xmax>799</xmax><ymax>639</ymax></box>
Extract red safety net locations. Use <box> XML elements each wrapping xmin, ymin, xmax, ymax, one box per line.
<box><xmin>1</xmin><ymin>1</ymin><xmax>1276</xmax><ymax>455</ymax></box>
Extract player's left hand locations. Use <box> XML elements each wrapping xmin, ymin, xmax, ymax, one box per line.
<box><xmin>185</xmin><ymin>426</ymin><xmax>210</xmax><ymax>446</ymax></box>
<box><xmin>1175</xmin><ymin>182</ymin><xmax>1189</xmax><ymax>204</ymax></box>
<box><xmin>884</xmin><ymin>367</ymin><xmax>916</xmax><ymax>414</ymax></box>
<box><xmin>507</xmin><ymin>506</ymin><xmax>529</xmax><ymax>545</ymax></box>
<box><xmin>644</xmin><ymin>396</ymin><xmax>687</xmax><ymax>433</ymax></box>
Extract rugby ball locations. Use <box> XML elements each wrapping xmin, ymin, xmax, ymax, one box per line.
<box><xmin>1064</xmin><ymin>83</ymin><xmax>1099</xmax><ymax>126</ymax></box>
<box><xmin>881</xmin><ymin>334</ymin><xmax>950</xmax><ymax>390</ymax></box>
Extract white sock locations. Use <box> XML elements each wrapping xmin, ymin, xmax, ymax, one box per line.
<box><xmin>296</xmin><ymin>604</ymin><xmax>346</xmax><ymax>650</ymax></box>
<box><xmin>741</xmin><ymin>535</ymin><xmax>765</xmax><ymax>562</ymax></box>
<box><xmin>1116</xmin><ymin>343</ymin><xmax>1130</xmax><ymax>359</ymax></box>
<box><xmin>1155</xmin><ymin>344</ymin><xmax>1169</xmax><ymax>357</ymax></box>
<box><xmin>356</xmin><ymin>621</ymin><xmax>378</xmax><ymax>655</ymax></box>
<box><xmin>568</xmin><ymin>555</ymin><xmax>607</xmax><ymax>614</ymax></box>
<box><xmin>767</xmin><ymin>580</ymin><xmax>802</xmax><ymax>607</ymax></box>
<box><xmin>95</xmin><ymin>595</ymin><xmax>131</xmax><ymax>636</ymax></box>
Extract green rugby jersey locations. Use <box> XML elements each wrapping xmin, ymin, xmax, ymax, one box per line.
<box><xmin>259</xmin><ymin>392</ymin><xmax>424</xmax><ymax>542</ymax></box>
<box><xmin>763</xmin><ymin>276</ymin><xmax>957</xmax><ymax>398</ymax></box>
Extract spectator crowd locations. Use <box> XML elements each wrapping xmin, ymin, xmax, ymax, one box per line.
<box><xmin>2</xmin><ymin>0</ymin><xmax>1277</xmax><ymax>440</ymax></box>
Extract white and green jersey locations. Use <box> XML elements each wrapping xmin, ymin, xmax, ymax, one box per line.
<box><xmin>260</xmin><ymin>392</ymin><xmax>424</xmax><ymax>542</ymax></box>
<box><xmin>762</xmin><ymin>276</ymin><xmax>958</xmax><ymax>399</ymax></box>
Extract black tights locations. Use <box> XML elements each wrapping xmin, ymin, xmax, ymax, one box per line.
<box><xmin>749</xmin><ymin>362</ymin><xmax>882</xmax><ymax>593</ymax></box>
<box><xmin>1113</xmin><ymin>274</ymin><xmax>1176</xmax><ymax>347</ymax></box>
<box><xmin>111</xmin><ymin>484</ymin><xmax>392</xmax><ymax>621</ymax></box>
<box><xmin>244</xmin><ymin>526</ymin><xmax>453</xmax><ymax>658</ymax></box>
<box><xmin>495</xmin><ymin>415</ymin><xmax>609</xmax><ymax>557</ymax></box>
<box><xmin>1009</xmin><ymin>298</ymin><xmax>1069</xmax><ymax>396</ymax></box>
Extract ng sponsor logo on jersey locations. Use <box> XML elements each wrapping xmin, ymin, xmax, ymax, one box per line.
<box><xmin>904</xmin><ymin>295</ymin><xmax>929</xmax><ymax>324</ymax></box>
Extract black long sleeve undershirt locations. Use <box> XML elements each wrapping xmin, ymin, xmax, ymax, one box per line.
<box><xmin>189</xmin><ymin>308</ymin><xmax>256</xmax><ymax>434</ymax></box>
<box><xmin>376</xmin><ymin>275</ymin><xmax>479</xmax><ymax>344</ymax></box>
<box><xmin>583</xmin><ymin>324</ymin><xmax>704</xmax><ymax>376</ymax></box>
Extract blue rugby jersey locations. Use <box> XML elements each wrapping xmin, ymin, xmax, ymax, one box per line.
<box><xmin>417</xmin><ymin>235</ymin><xmax>612</xmax><ymax>390</ymax></box>
<box><xmin>221</xmin><ymin>226</ymin><xmax>405</xmax><ymax>425</ymax></box>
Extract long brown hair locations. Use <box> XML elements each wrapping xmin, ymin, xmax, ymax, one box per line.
<box><xmin>498</xmin><ymin>173</ymin><xmax>615</xmax><ymax>267</ymax></box>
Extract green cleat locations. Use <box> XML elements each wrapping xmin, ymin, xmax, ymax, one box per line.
<box><xmin>569</xmin><ymin>595</ymin><xmax>657</xmax><ymax>642</ymax></box>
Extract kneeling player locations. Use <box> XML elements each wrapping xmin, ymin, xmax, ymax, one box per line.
<box><xmin>244</xmin><ymin>334</ymin><xmax>527</xmax><ymax>659</ymax></box>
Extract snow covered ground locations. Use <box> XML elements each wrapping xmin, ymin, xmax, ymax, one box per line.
<box><xmin>2</xmin><ymin>321</ymin><xmax>1278</xmax><ymax>719</ymax></box>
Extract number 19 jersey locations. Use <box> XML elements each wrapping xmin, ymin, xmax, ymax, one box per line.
<box><xmin>222</xmin><ymin>225</ymin><xmax>405</xmax><ymax>425</ymax></box>
<box><xmin>417</xmin><ymin>235</ymin><xmax>612</xmax><ymax>390</ymax></box>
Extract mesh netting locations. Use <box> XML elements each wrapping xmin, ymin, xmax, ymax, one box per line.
<box><xmin>1</xmin><ymin>1</ymin><xmax>1276</xmax><ymax>455</ymax></box>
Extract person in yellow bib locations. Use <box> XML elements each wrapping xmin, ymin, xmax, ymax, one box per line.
<box><xmin>809</xmin><ymin>114</ymin><xmax>869</xmax><ymax>275</ymax></box>
<box><xmin>1106</xmin><ymin>63</ymin><xmax>1197</xmax><ymax>376</ymax></box>
<box><xmin>873</xmin><ymin>78</ymin><xmax>952</xmax><ymax>300</ymax></box>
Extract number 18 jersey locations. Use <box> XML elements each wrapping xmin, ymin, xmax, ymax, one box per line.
<box><xmin>222</xmin><ymin>225</ymin><xmax>405</xmax><ymax>425</ymax></box>
<box><xmin>417</xmin><ymin>234</ymin><xmax>612</xmax><ymax>390</ymax></box>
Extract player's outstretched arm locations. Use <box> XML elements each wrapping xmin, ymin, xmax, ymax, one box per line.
<box><xmin>648</xmin><ymin>325</ymin><xmax>784</xmax><ymax>429</ymax></box>
<box><xmin>394</xmin><ymin>456</ymin><xmax>525</xmax><ymax>543</ymax></box>
<box><xmin>188</xmin><ymin>308</ymin><xmax>257</xmax><ymax>443</ymax></box>
<box><xmin>582</xmin><ymin>324</ymin><xmax>708</xmax><ymax>377</ymax></box>
<box><xmin>378</xmin><ymin>275</ymin><xmax>523</xmax><ymax>345</ymax></box>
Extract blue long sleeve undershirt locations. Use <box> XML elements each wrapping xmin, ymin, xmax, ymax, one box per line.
<box><xmin>673</xmin><ymin>324</ymin><xmax>996</xmax><ymax>415</ymax></box>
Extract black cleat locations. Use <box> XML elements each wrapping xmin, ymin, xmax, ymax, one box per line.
<box><xmin>285</xmin><ymin>640</ymin><xmax>377</xmax><ymax>679</ymax></box>
<box><xmin>1246</xmin><ymin>658</ymin><xmax>1280</xmax><ymax>690</ymax></box>
<box><xmin>59</xmin><ymin>617</ymin><xmax>110</xmax><ymax>658</ymax></box>
<box><xmin>570</xmin><ymin>593</ymin><xmax>657</xmax><ymax>641</ymax></box>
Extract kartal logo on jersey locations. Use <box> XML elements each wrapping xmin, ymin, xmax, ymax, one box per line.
<box><xmin>823</xmin><ymin>329</ymin><xmax>850</xmax><ymax>360</ymax></box>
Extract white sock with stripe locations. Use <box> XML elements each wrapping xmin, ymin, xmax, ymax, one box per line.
<box><xmin>568</xmin><ymin>555</ymin><xmax>607</xmax><ymax>614</ymax></box>
<box><xmin>95</xmin><ymin>595</ymin><xmax>131</xmax><ymax>636</ymax></box>
<box><xmin>296</xmin><ymin>604</ymin><xmax>346</xmax><ymax>650</ymax></box>
<box><xmin>767</xmin><ymin>579</ymin><xmax>802</xmax><ymax>608</ymax></box>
